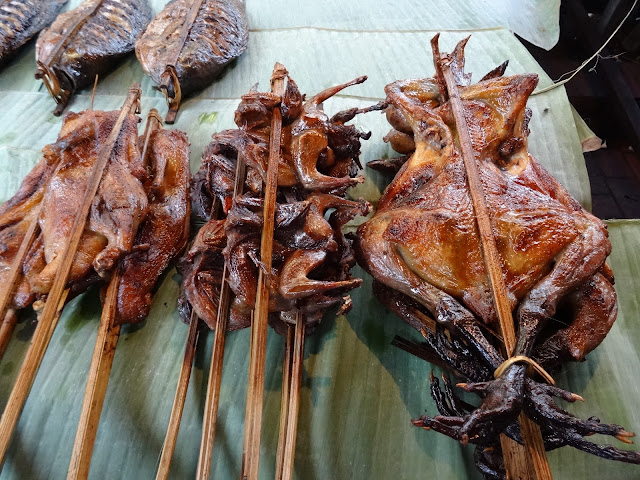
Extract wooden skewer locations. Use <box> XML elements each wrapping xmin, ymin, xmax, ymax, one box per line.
<box><xmin>67</xmin><ymin>272</ymin><xmax>121</xmax><ymax>480</ymax></box>
<box><xmin>155</xmin><ymin>310</ymin><xmax>200</xmax><ymax>480</ymax></box>
<box><xmin>276</xmin><ymin>313</ymin><xmax>305</xmax><ymax>480</ymax></box>
<box><xmin>441</xmin><ymin>59</ymin><xmax>552</xmax><ymax>480</ymax></box>
<box><xmin>0</xmin><ymin>84</ymin><xmax>141</xmax><ymax>467</ymax></box>
<box><xmin>0</xmin><ymin>310</ymin><xmax>18</xmax><ymax>362</ymax></box>
<box><xmin>274</xmin><ymin>326</ymin><xmax>294</xmax><ymax>479</ymax></box>
<box><xmin>196</xmin><ymin>151</ymin><xmax>247</xmax><ymax>480</ymax></box>
<box><xmin>241</xmin><ymin>63</ymin><xmax>287</xmax><ymax>480</ymax></box>
<box><xmin>160</xmin><ymin>0</ymin><xmax>206</xmax><ymax>123</ymax></box>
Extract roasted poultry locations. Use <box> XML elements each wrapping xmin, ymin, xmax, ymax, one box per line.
<box><xmin>357</xmin><ymin>36</ymin><xmax>640</xmax><ymax>478</ymax></box>
<box><xmin>116</xmin><ymin>115</ymin><xmax>191</xmax><ymax>323</ymax></box>
<box><xmin>0</xmin><ymin>0</ymin><xmax>67</xmax><ymax>69</ymax></box>
<box><xmin>35</xmin><ymin>0</ymin><xmax>151</xmax><ymax>115</ymax></box>
<box><xmin>0</xmin><ymin>105</ymin><xmax>189</xmax><ymax>326</ymax></box>
<box><xmin>179</xmin><ymin>70</ymin><xmax>374</xmax><ymax>334</ymax></box>
<box><xmin>136</xmin><ymin>0</ymin><xmax>249</xmax><ymax>123</ymax></box>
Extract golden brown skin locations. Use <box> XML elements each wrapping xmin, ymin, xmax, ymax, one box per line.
<box><xmin>357</xmin><ymin>37</ymin><xmax>631</xmax><ymax>474</ymax></box>
<box><xmin>358</xmin><ymin>72</ymin><xmax>616</xmax><ymax>365</ymax></box>
<box><xmin>115</xmin><ymin>128</ymin><xmax>190</xmax><ymax>324</ymax></box>
<box><xmin>28</xmin><ymin>109</ymin><xmax>148</xmax><ymax>294</ymax></box>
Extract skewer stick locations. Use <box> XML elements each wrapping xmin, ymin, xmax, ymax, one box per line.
<box><xmin>274</xmin><ymin>326</ymin><xmax>294</xmax><ymax>479</ymax></box>
<box><xmin>67</xmin><ymin>272</ymin><xmax>122</xmax><ymax>480</ymax></box>
<box><xmin>0</xmin><ymin>310</ymin><xmax>17</xmax><ymax>361</ymax></box>
<box><xmin>241</xmin><ymin>63</ymin><xmax>287</xmax><ymax>480</ymax></box>
<box><xmin>0</xmin><ymin>85</ymin><xmax>141</xmax><ymax>467</ymax></box>
<box><xmin>0</xmin><ymin>205</ymin><xmax>43</xmax><ymax>363</ymax></box>
<box><xmin>441</xmin><ymin>60</ymin><xmax>551</xmax><ymax>480</ymax></box>
<box><xmin>276</xmin><ymin>313</ymin><xmax>305</xmax><ymax>480</ymax></box>
<box><xmin>155</xmin><ymin>310</ymin><xmax>200</xmax><ymax>480</ymax></box>
<box><xmin>196</xmin><ymin>152</ymin><xmax>248</xmax><ymax>480</ymax></box>
<box><xmin>160</xmin><ymin>0</ymin><xmax>206</xmax><ymax>123</ymax></box>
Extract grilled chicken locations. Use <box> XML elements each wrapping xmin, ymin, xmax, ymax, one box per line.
<box><xmin>35</xmin><ymin>0</ymin><xmax>151</xmax><ymax>115</ymax></box>
<box><xmin>179</xmin><ymin>69</ymin><xmax>373</xmax><ymax>334</ymax></box>
<box><xmin>135</xmin><ymin>0</ymin><xmax>248</xmax><ymax>123</ymax></box>
<box><xmin>356</xmin><ymin>36</ymin><xmax>638</xmax><ymax>477</ymax></box>
<box><xmin>0</xmin><ymin>0</ymin><xmax>67</xmax><ymax>69</ymax></box>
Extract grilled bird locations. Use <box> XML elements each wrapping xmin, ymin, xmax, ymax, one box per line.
<box><xmin>179</xmin><ymin>70</ymin><xmax>374</xmax><ymax>334</ymax></box>
<box><xmin>356</xmin><ymin>36</ymin><xmax>639</xmax><ymax>478</ymax></box>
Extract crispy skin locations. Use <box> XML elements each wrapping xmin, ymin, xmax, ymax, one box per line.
<box><xmin>136</xmin><ymin>0</ymin><xmax>248</xmax><ymax>96</ymax></box>
<box><xmin>359</xmin><ymin>73</ymin><xmax>614</xmax><ymax>352</ymax></box>
<box><xmin>357</xmin><ymin>37</ymin><xmax>629</xmax><ymax>474</ymax></box>
<box><xmin>116</xmin><ymin>129</ymin><xmax>190</xmax><ymax>324</ymax></box>
<box><xmin>0</xmin><ymin>0</ymin><xmax>67</xmax><ymax>68</ymax></box>
<box><xmin>180</xmin><ymin>74</ymin><xmax>371</xmax><ymax>333</ymax></box>
<box><xmin>28</xmin><ymin>109</ymin><xmax>148</xmax><ymax>294</ymax></box>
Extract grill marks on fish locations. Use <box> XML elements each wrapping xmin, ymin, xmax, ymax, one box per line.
<box><xmin>36</xmin><ymin>0</ymin><xmax>151</xmax><ymax>115</ymax></box>
<box><xmin>136</xmin><ymin>0</ymin><xmax>248</xmax><ymax>122</ymax></box>
<box><xmin>0</xmin><ymin>0</ymin><xmax>67</xmax><ymax>68</ymax></box>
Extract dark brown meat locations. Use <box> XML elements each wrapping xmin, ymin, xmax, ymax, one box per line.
<box><xmin>0</xmin><ymin>0</ymin><xmax>67</xmax><ymax>69</ymax></box>
<box><xmin>179</xmin><ymin>70</ymin><xmax>373</xmax><ymax>334</ymax></box>
<box><xmin>135</xmin><ymin>0</ymin><xmax>248</xmax><ymax>122</ymax></box>
<box><xmin>35</xmin><ymin>0</ymin><xmax>151</xmax><ymax>115</ymax></box>
<box><xmin>115</xmin><ymin>127</ymin><xmax>190</xmax><ymax>324</ymax></box>
<box><xmin>356</xmin><ymin>35</ymin><xmax>637</xmax><ymax>476</ymax></box>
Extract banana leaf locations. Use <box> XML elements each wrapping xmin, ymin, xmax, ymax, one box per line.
<box><xmin>1</xmin><ymin>1</ymin><xmax>636</xmax><ymax>479</ymax></box>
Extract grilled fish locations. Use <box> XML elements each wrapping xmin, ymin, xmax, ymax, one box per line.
<box><xmin>136</xmin><ymin>0</ymin><xmax>248</xmax><ymax>123</ymax></box>
<box><xmin>0</xmin><ymin>0</ymin><xmax>67</xmax><ymax>69</ymax></box>
<box><xmin>35</xmin><ymin>0</ymin><xmax>151</xmax><ymax>115</ymax></box>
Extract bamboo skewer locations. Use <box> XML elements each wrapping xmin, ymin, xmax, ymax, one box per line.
<box><xmin>274</xmin><ymin>326</ymin><xmax>294</xmax><ymax>479</ymax></box>
<box><xmin>0</xmin><ymin>310</ymin><xmax>17</xmax><ymax>361</ymax></box>
<box><xmin>275</xmin><ymin>313</ymin><xmax>305</xmax><ymax>480</ymax></box>
<box><xmin>155</xmin><ymin>310</ymin><xmax>200</xmax><ymax>480</ymax></box>
<box><xmin>159</xmin><ymin>0</ymin><xmax>207</xmax><ymax>123</ymax></box>
<box><xmin>0</xmin><ymin>84</ymin><xmax>141</xmax><ymax>468</ymax></box>
<box><xmin>241</xmin><ymin>63</ymin><xmax>287</xmax><ymax>480</ymax></box>
<box><xmin>67</xmin><ymin>272</ymin><xmax>122</xmax><ymax>480</ymax></box>
<box><xmin>0</xmin><ymin>204</ymin><xmax>43</xmax><ymax>363</ymax></box>
<box><xmin>440</xmin><ymin>59</ymin><xmax>552</xmax><ymax>480</ymax></box>
<box><xmin>196</xmin><ymin>153</ymin><xmax>247</xmax><ymax>480</ymax></box>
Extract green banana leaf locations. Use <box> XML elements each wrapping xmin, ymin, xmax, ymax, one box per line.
<box><xmin>1</xmin><ymin>1</ymin><xmax>636</xmax><ymax>479</ymax></box>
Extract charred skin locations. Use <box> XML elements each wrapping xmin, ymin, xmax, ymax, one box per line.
<box><xmin>357</xmin><ymin>36</ymin><xmax>637</xmax><ymax>475</ymax></box>
<box><xmin>35</xmin><ymin>0</ymin><xmax>151</xmax><ymax>114</ymax></box>
<box><xmin>179</xmin><ymin>72</ymin><xmax>371</xmax><ymax>334</ymax></box>
<box><xmin>135</xmin><ymin>0</ymin><xmax>248</xmax><ymax>97</ymax></box>
<box><xmin>0</xmin><ymin>0</ymin><xmax>67</xmax><ymax>69</ymax></box>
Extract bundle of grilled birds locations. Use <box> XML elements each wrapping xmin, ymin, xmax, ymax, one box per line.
<box><xmin>356</xmin><ymin>36</ymin><xmax>640</xmax><ymax>478</ymax></box>
<box><xmin>178</xmin><ymin>69</ymin><xmax>372</xmax><ymax>335</ymax></box>
<box><xmin>0</xmin><ymin>105</ymin><xmax>189</xmax><ymax>325</ymax></box>
<box><xmin>35</xmin><ymin>0</ymin><xmax>151</xmax><ymax>115</ymax></box>
<box><xmin>136</xmin><ymin>0</ymin><xmax>249</xmax><ymax>123</ymax></box>
<box><xmin>0</xmin><ymin>0</ymin><xmax>67</xmax><ymax>69</ymax></box>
